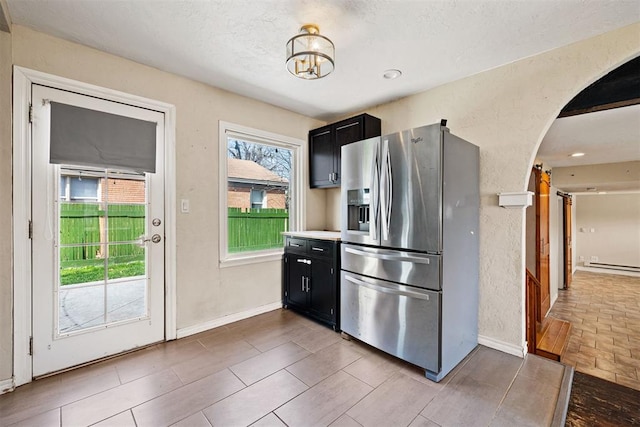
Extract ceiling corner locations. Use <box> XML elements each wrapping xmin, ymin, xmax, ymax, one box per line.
<box><xmin>0</xmin><ymin>0</ymin><xmax>11</xmax><ymax>33</ymax></box>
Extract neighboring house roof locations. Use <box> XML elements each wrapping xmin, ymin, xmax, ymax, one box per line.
<box><xmin>227</xmin><ymin>158</ymin><xmax>288</xmax><ymax>187</ymax></box>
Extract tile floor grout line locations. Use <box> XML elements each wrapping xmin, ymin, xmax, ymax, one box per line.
<box><xmin>486</xmin><ymin>358</ymin><xmax>525</xmax><ymax>426</ymax></box>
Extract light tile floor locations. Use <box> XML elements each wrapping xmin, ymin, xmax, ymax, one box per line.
<box><xmin>549</xmin><ymin>270</ymin><xmax>640</xmax><ymax>391</ymax></box>
<box><xmin>1</xmin><ymin>309</ymin><xmax>566</xmax><ymax>427</ymax></box>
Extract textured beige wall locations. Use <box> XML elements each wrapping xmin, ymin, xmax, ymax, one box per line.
<box><xmin>0</xmin><ymin>30</ymin><xmax>12</xmax><ymax>382</ymax></box>
<box><xmin>327</xmin><ymin>23</ymin><xmax>640</xmax><ymax>350</ymax></box>
<box><xmin>575</xmin><ymin>193</ymin><xmax>640</xmax><ymax>267</ymax></box>
<box><xmin>1</xmin><ymin>25</ymin><xmax>326</xmax><ymax>382</ymax></box>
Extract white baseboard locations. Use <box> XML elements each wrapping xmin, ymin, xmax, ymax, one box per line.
<box><xmin>176</xmin><ymin>302</ymin><xmax>282</xmax><ymax>339</ymax></box>
<box><xmin>0</xmin><ymin>378</ymin><xmax>14</xmax><ymax>394</ymax></box>
<box><xmin>478</xmin><ymin>334</ymin><xmax>526</xmax><ymax>358</ymax></box>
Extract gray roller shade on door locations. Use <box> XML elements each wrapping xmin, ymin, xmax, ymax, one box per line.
<box><xmin>49</xmin><ymin>101</ymin><xmax>157</xmax><ymax>172</ymax></box>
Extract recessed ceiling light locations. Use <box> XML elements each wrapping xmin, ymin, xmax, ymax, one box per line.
<box><xmin>598</xmin><ymin>191</ymin><xmax>607</xmax><ymax>194</ymax></box>
<box><xmin>570</xmin><ymin>152</ymin><xmax>585</xmax><ymax>157</ymax></box>
<box><xmin>383</xmin><ymin>69</ymin><xmax>402</xmax><ymax>79</ymax></box>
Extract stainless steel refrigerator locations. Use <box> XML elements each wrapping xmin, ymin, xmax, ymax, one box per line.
<box><xmin>340</xmin><ymin>122</ymin><xmax>479</xmax><ymax>382</ymax></box>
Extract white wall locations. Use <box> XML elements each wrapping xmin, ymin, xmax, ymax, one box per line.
<box><xmin>575</xmin><ymin>193</ymin><xmax>640</xmax><ymax>267</ymax></box>
<box><xmin>0</xmin><ymin>29</ymin><xmax>12</xmax><ymax>383</ymax></box>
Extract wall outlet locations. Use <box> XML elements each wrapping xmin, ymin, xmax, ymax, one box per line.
<box><xmin>578</xmin><ymin>256</ymin><xmax>585</xmax><ymax>262</ymax></box>
<box><xmin>590</xmin><ymin>256</ymin><xmax>598</xmax><ymax>262</ymax></box>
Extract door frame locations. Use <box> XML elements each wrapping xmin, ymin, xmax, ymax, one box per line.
<box><xmin>12</xmin><ymin>66</ymin><xmax>177</xmax><ymax>387</ymax></box>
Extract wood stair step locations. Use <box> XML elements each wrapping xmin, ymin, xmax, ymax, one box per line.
<box><xmin>535</xmin><ymin>316</ymin><xmax>572</xmax><ymax>362</ymax></box>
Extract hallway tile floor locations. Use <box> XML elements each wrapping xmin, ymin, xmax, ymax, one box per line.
<box><xmin>549</xmin><ymin>270</ymin><xmax>640</xmax><ymax>391</ymax></box>
<box><xmin>0</xmin><ymin>309</ymin><xmax>567</xmax><ymax>427</ymax></box>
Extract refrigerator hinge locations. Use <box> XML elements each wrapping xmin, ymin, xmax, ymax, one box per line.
<box><xmin>28</xmin><ymin>220</ymin><xmax>33</xmax><ymax>239</ymax></box>
<box><xmin>28</xmin><ymin>336</ymin><xmax>33</xmax><ymax>356</ymax></box>
<box><xmin>28</xmin><ymin>103</ymin><xmax>33</xmax><ymax>123</ymax></box>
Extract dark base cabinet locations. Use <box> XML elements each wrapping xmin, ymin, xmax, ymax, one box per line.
<box><xmin>283</xmin><ymin>236</ymin><xmax>340</xmax><ymax>330</ymax></box>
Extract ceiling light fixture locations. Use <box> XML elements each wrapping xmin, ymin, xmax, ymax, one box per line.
<box><xmin>383</xmin><ymin>69</ymin><xmax>402</xmax><ymax>79</ymax></box>
<box><xmin>286</xmin><ymin>24</ymin><xmax>334</xmax><ymax>80</ymax></box>
<box><xmin>570</xmin><ymin>152</ymin><xmax>585</xmax><ymax>157</ymax></box>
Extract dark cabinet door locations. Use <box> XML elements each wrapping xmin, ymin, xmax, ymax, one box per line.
<box><xmin>287</xmin><ymin>254</ymin><xmax>309</xmax><ymax>308</ymax></box>
<box><xmin>333</xmin><ymin>120</ymin><xmax>363</xmax><ymax>185</ymax></box>
<box><xmin>309</xmin><ymin>114</ymin><xmax>381</xmax><ymax>188</ymax></box>
<box><xmin>283</xmin><ymin>236</ymin><xmax>340</xmax><ymax>330</ymax></box>
<box><xmin>309</xmin><ymin>127</ymin><xmax>334</xmax><ymax>188</ymax></box>
<box><xmin>309</xmin><ymin>257</ymin><xmax>334</xmax><ymax>321</ymax></box>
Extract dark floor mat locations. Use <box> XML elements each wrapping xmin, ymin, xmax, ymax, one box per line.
<box><xmin>565</xmin><ymin>371</ymin><xmax>640</xmax><ymax>426</ymax></box>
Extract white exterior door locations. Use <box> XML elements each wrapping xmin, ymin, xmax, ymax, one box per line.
<box><xmin>31</xmin><ymin>85</ymin><xmax>166</xmax><ymax>377</ymax></box>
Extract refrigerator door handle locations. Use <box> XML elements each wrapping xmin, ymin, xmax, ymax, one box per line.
<box><xmin>380</xmin><ymin>139</ymin><xmax>392</xmax><ymax>240</ymax></box>
<box><xmin>370</xmin><ymin>140</ymin><xmax>380</xmax><ymax>241</ymax></box>
<box><xmin>344</xmin><ymin>246</ymin><xmax>431</xmax><ymax>264</ymax></box>
<box><xmin>344</xmin><ymin>274</ymin><xmax>431</xmax><ymax>300</ymax></box>
<box><xmin>385</xmin><ymin>141</ymin><xmax>393</xmax><ymax>237</ymax></box>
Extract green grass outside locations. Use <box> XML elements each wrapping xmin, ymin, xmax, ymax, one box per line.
<box><xmin>60</xmin><ymin>256</ymin><xmax>145</xmax><ymax>286</ymax></box>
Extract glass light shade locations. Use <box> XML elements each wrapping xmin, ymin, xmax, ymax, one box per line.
<box><xmin>286</xmin><ymin>26</ymin><xmax>335</xmax><ymax>80</ymax></box>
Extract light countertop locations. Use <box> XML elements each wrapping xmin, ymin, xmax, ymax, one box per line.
<box><xmin>282</xmin><ymin>230</ymin><xmax>341</xmax><ymax>241</ymax></box>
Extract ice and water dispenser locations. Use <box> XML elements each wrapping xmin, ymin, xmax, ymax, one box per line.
<box><xmin>346</xmin><ymin>188</ymin><xmax>370</xmax><ymax>232</ymax></box>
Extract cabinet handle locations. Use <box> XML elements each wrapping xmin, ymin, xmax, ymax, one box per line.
<box><xmin>311</xmin><ymin>247</ymin><xmax>325</xmax><ymax>252</ymax></box>
<box><xmin>305</xmin><ymin>277</ymin><xmax>310</xmax><ymax>292</ymax></box>
<box><xmin>290</xmin><ymin>243</ymin><xmax>301</xmax><ymax>247</ymax></box>
<box><xmin>301</xmin><ymin>276</ymin><xmax>305</xmax><ymax>291</ymax></box>
<box><xmin>296</xmin><ymin>258</ymin><xmax>309</xmax><ymax>264</ymax></box>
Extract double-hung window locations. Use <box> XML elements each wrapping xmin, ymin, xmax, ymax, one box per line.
<box><xmin>219</xmin><ymin>121</ymin><xmax>304</xmax><ymax>266</ymax></box>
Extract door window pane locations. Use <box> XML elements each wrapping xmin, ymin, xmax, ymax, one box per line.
<box><xmin>57</xmin><ymin>167</ymin><xmax>148</xmax><ymax>334</ymax></box>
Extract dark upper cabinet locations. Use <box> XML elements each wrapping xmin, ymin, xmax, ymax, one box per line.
<box><xmin>309</xmin><ymin>113</ymin><xmax>381</xmax><ymax>188</ymax></box>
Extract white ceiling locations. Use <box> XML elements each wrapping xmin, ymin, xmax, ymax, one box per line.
<box><xmin>538</xmin><ymin>105</ymin><xmax>640</xmax><ymax>168</ymax></box>
<box><xmin>4</xmin><ymin>0</ymin><xmax>640</xmax><ymax>192</ymax></box>
<box><xmin>5</xmin><ymin>0</ymin><xmax>639</xmax><ymax>121</ymax></box>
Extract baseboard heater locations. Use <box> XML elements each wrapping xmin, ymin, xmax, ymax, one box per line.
<box><xmin>584</xmin><ymin>262</ymin><xmax>640</xmax><ymax>273</ymax></box>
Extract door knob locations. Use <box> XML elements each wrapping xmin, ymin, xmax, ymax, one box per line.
<box><xmin>137</xmin><ymin>234</ymin><xmax>162</xmax><ymax>247</ymax></box>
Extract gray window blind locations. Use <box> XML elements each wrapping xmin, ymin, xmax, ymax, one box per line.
<box><xmin>50</xmin><ymin>102</ymin><xmax>157</xmax><ymax>173</ymax></box>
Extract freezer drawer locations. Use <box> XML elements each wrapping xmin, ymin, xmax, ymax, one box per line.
<box><xmin>341</xmin><ymin>243</ymin><xmax>441</xmax><ymax>291</ymax></box>
<box><xmin>340</xmin><ymin>271</ymin><xmax>441</xmax><ymax>374</ymax></box>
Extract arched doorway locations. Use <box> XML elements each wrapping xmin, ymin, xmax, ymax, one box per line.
<box><xmin>525</xmin><ymin>56</ymin><xmax>640</xmax><ymax>388</ymax></box>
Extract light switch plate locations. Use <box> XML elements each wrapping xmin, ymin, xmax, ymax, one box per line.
<box><xmin>181</xmin><ymin>199</ymin><xmax>190</xmax><ymax>213</ymax></box>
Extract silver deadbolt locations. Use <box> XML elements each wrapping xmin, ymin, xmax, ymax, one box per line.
<box><xmin>151</xmin><ymin>234</ymin><xmax>162</xmax><ymax>243</ymax></box>
<box><xmin>152</xmin><ymin>218</ymin><xmax>162</xmax><ymax>226</ymax></box>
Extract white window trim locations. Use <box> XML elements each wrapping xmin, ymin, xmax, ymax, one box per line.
<box><xmin>219</xmin><ymin>121</ymin><xmax>305</xmax><ymax>268</ymax></box>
